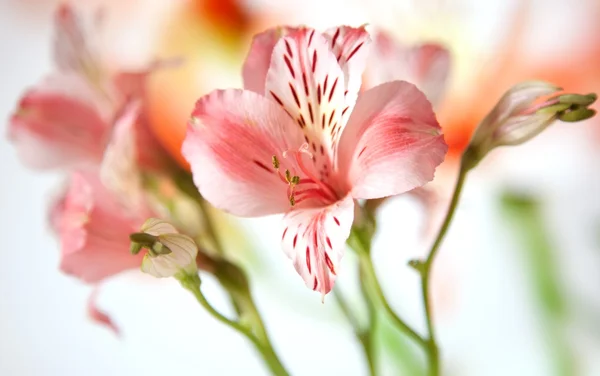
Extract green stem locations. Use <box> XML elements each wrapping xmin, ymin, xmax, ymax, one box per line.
<box><xmin>333</xmin><ymin>286</ymin><xmax>377</xmax><ymax>376</ymax></box>
<box><xmin>172</xmin><ymin>170</ymin><xmax>224</xmax><ymax>255</ymax></box>
<box><xmin>359</xmin><ymin>266</ymin><xmax>379</xmax><ymax>376</ymax></box>
<box><xmin>242</xmin><ymin>294</ymin><xmax>288</xmax><ymax>374</ymax></box>
<box><xmin>419</xmin><ymin>153</ymin><xmax>471</xmax><ymax>375</ymax></box>
<box><xmin>197</xmin><ymin>197</ymin><xmax>225</xmax><ymax>255</ymax></box>
<box><xmin>351</xmin><ymin>231</ymin><xmax>428</xmax><ymax>349</ymax></box>
<box><xmin>180</xmin><ymin>274</ymin><xmax>289</xmax><ymax>376</ymax></box>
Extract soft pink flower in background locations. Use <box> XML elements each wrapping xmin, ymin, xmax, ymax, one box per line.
<box><xmin>364</xmin><ymin>31</ymin><xmax>450</xmax><ymax>109</ymax></box>
<box><xmin>51</xmin><ymin>171</ymin><xmax>147</xmax><ymax>284</ymax></box>
<box><xmin>8</xmin><ymin>3</ymin><xmax>170</xmax><ymax>173</ymax></box>
<box><xmin>183</xmin><ymin>26</ymin><xmax>447</xmax><ymax>296</ymax></box>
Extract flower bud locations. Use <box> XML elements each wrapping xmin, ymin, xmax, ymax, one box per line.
<box><xmin>467</xmin><ymin>81</ymin><xmax>597</xmax><ymax>165</ymax></box>
<box><xmin>130</xmin><ymin>218</ymin><xmax>198</xmax><ymax>278</ymax></box>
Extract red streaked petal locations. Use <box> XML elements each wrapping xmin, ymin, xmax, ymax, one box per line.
<box><xmin>266</xmin><ymin>28</ymin><xmax>346</xmax><ymax>170</ymax></box>
<box><xmin>182</xmin><ymin>89</ymin><xmax>306</xmax><ymax>217</ymax></box>
<box><xmin>323</xmin><ymin>26</ymin><xmax>371</xmax><ymax>120</ymax></box>
<box><xmin>337</xmin><ymin>81</ymin><xmax>448</xmax><ymax>199</ymax></box>
<box><xmin>281</xmin><ymin>196</ymin><xmax>354</xmax><ymax>297</ymax></box>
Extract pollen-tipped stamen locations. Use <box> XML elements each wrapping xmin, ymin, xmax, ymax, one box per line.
<box><xmin>271</xmin><ymin>145</ymin><xmax>338</xmax><ymax>207</ymax></box>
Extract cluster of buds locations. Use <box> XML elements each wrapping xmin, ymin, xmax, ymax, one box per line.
<box><xmin>130</xmin><ymin>218</ymin><xmax>198</xmax><ymax>279</ymax></box>
<box><xmin>467</xmin><ymin>81</ymin><xmax>597</xmax><ymax>167</ymax></box>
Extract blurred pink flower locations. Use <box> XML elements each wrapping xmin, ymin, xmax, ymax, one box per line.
<box><xmin>364</xmin><ymin>30</ymin><xmax>451</xmax><ymax>109</ymax></box>
<box><xmin>47</xmin><ymin>98</ymin><xmax>159</xmax><ymax>334</ymax></box>
<box><xmin>183</xmin><ymin>26</ymin><xmax>447</xmax><ymax>296</ymax></box>
<box><xmin>8</xmin><ymin>3</ymin><xmax>169</xmax><ymax>171</ymax></box>
<box><xmin>51</xmin><ymin>171</ymin><xmax>149</xmax><ymax>283</ymax></box>
<box><xmin>9</xmin><ymin>73</ymin><xmax>113</xmax><ymax>169</ymax></box>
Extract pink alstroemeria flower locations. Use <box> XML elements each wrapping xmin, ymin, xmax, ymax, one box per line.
<box><xmin>8</xmin><ymin>3</ymin><xmax>172</xmax><ymax>171</ymax></box>
<box><xmin>365</xmin><ymin>31</ymin><xmax>451</xmax><ymax>109</ymax></box>
<box><xmin>183</xmin><ymin>26</ymin><xmax>447</xmax><ymax>296</ymax></box>
<box><xmin>8</xmin><ymin>4</ymin><xmax>115</xmax><ymax>169</ymax></box>
<box><xmin>51</xmin><ymin>170</ymin><xmax>151</xmax><ymax>334</ymax></box>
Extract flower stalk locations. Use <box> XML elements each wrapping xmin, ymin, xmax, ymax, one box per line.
<box><xmin>417</xmin><ymin>152</ymin><xmax>471</xmax><ymax>376</ymax></box>
<box><xmin>178</xmin><ymin>272</ymin><xmax>289</xmax><ymax>376</ymax></box>
<box><xmin>348</xmin><ymin>227</ymin><xmax>428</xmax><ymax>349</ymax></box>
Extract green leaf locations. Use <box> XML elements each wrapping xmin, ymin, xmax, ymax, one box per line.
<box><xmin>500</xmin><ymin>191</ymin><xmax>575</xmax><ymax>376</ymax></box>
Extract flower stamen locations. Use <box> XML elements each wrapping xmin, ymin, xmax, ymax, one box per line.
<box><xmin>271</xmin><ymin>143</ymin><xmax>338</xmax><ymax>207</ymax></box>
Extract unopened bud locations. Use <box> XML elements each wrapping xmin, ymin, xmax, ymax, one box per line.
<box><xmin>131</xmin><ymin>218</ymin><xmax>198</xmax><ymax>278</ymax></box>
<box><xmin>467</xmin><ymin>81</ymin><xmax>597</xmax><ymax>166</ymax></box>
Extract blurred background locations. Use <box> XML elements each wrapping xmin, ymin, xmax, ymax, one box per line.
<box><xmin>1</xmin><ymin>0</ymin><xmax>600</xmax><ymax>375</ymax></box>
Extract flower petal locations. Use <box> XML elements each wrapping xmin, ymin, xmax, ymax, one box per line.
<box><xmin>337</xmin><ymin>81</ymin><xmax>448</xmax><ymax>199</ymax></box>
<box><xmin>281</xmin><ymin>196</ymin><xmax>354</xmax><ymax>297</ymax></box>
<box><xmin>159</xmin><ymin>234</ymin><xmax>198</xmax><ymax>266</ymax></box>
<box><xmin>366</xmin><ymin>31</ymin><xmax>450</xmax><ymax>108</ymax></box>
<box><xmin>323</xmin><ymin>26</ymin><xmax>371</xmax><ymax>114</ymax></box>
<box><xmin>406</xmin><ymin>44</ymin><xmax>451</xmax><ymax>108</ymax></box>
<box><xmin>54</xmin><ymin>3</ymin><xmax>104</xmax><ymax>82</ymax></box>
<box><xmin>54</xmin><ymin>172</ymin><xmax>146</xmax><ymax>283</ymax></box>
<box><xmin>88</xmin><ymin>289</ymin><xmax>120</xmax><ymax>335</ymax></box>
<box><xmin>141</xmin><ymin>218</ymin><xmax>178</xmax><ymax>235</ymax></box>
<box><xmin>99</xmin><ymin>101</ymin><xmax>145</xmax><ymax>211</ymax></box>
<box><xmin>8</xmin><ymin>74</ymin><xmax>111</xmax><ymax>170</ymax></box>
<box><xmin>182</xmin><ymin>89</ymin><xmax>305</xmax><ymax>217</ymax></box>
<box><xmin>242</xmin><ymin>27</ymin><xmax>300</xmax><ymax>94</ymax></box>
<box><xmin>141</xmin><ymin>233</ymin><xmax>198</xmax><ymax>278</ymax></box>
<box><xmin>265</xmin><ymin>28</ymin><xmax>347</xmax><ymax>161</ymax></box>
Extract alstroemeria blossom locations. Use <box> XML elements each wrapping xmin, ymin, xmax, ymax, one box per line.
<box><xmin>183</xmin><ymin>26</ymin><xmax>447</xmax><ymax>296</ymax></box>
<box><xmin>365</xmin><ymin>31</ymin><xmax>450</xmax><ymax>109</ymax></box>
<box><xmin>8</xmin><ymin>72</ymin><xmax>114</xmax><ymax>169</ymax></box>
<box><xmin>51</xmin><ymin>171</ymin><xmax>149</xmax><ymax>283</ymax></box>
<box><xmin>8</xmin><ymin>4</ymin><xmax>170</xmax><ymax>171</ymax></box>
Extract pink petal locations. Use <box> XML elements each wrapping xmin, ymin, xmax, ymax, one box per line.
<box><xmin>242</xmin><ymin>27</ymin><xmax>301</xmax><ymax>94</ymax></box>
<box><xmin>53</xmin><ymin>3</ymin><xmax>103</xmax><ymax>80</ymax></box>
<box><xmin>265</xmin><ymin>28</ymin><xmax>347</xmax><ymax>162</ymax></box>
<box><xmin>113</xmin><ymin>59</ymin><xmax>183</xmax><ymax>172</ymax></box>
<box><xmin>88</xmin><ymin>289</ymin><xmax>120</xmax><ymax>335</ymax></box>
<box><xmin>100</xmin><ymin>101</ymin><xmax>145</xmax><ymax>211</ymax></box>
<box><xmin>281</xmin><ymin>195</ymin><xmax>354</xmax><ymax>297</ymax></box>
<box><xmin>8</xmin><ymin>74</ymin><xmax>111</xmax><ymax>170</ymax></box>
<box><xmin>337</xmin><ymin>81</ymin><xmax>448</xmax><ymax>199</ymax></box>
<box><xmin>323</xmin><ymin>26</ymin><xmax>371</xmax><ymax>116</ymax></box>
<box><xmin>366</xmin><ymin>31</ymin><xmax>450</xmax><ymax>108</ymax></box>
<box><xmin>53</xmin><ymin>172</ymin><xmax>146</xmax><ymax>283</ymax></box>
<box><xmin>113</xmin><ymin>57</ymin><xmax>184</xmax><ymax>101</ymax></box>
<box><xmin>406</xmin><ymin>44</ymin><xmax>450</xmax><ymax>108</ymax></box>
<box><xmin>182</xmin><ymin>89</ymin><xmax>306</xmax><ymax>217</ymax></box>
